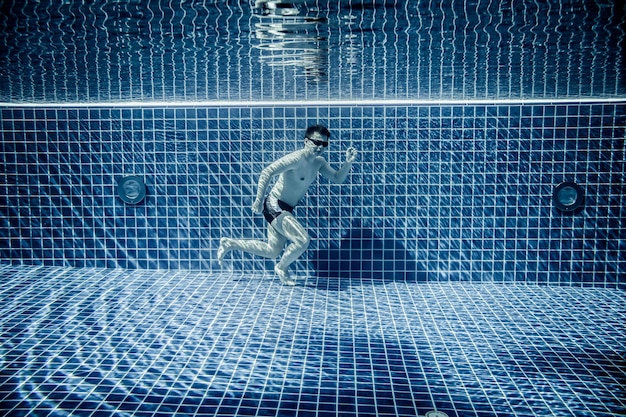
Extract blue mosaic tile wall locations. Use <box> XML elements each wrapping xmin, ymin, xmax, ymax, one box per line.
<box><xmin>1</xmin><ymin>103</ymin><xmax>625</xmax><ymax>287</ymax></box>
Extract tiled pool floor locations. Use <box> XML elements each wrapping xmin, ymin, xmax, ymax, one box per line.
<box><xmin>0</xmin><ymin>265</ymin><xmax>624</xmax><ymax>416</ymax></box>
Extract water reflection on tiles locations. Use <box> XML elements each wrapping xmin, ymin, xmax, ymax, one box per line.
<box><xmin>1</xmin><ymin>265</ymin><xmax>624</xmax><ymax>416</ymax></box>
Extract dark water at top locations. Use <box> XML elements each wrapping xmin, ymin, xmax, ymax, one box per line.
<box><xmin>0</xmin><ymin>0</ymin><xmax>624</xmax><ymax>103</ymax></box>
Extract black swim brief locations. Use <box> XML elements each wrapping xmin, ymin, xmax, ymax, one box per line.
<box><xmin>263</xmin><ymin>196</ymin><xmax>295</xmax><ymax>224</ymax></box>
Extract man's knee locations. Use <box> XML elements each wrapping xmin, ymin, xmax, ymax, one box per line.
<box><xmin>267</xmin><ymin>244</ymin><xmax>283</xmax><ymax>258</ymax></box>
<box><xmin>294</xmin><ymin>233</ymin><xmax>310</xmax><ymax>250</ymax></box>
<box><xmin>285</xmin><ymin>228</ymin><xmax>309</xmax><ymax>250</ymax></box>
<box><xmin>277</xmin><ymin>216</ymin><xmax>310</xmax><ymax>248</ymax></box>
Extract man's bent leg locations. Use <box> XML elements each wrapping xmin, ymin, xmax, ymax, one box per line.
<box><xmin>272</xmin><ymin>214</ymin><xmax>310</xmax><ymax>284</ymax></box>
<box><xmin>218</xmin><ymin>226</ymin><xmax>286</xmax><ymax>265</ymax></box>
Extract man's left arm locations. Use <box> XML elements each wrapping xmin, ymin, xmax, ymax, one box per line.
<box><xmin>320</xmin><ymin>147</ymin><xmax>358</xmax><ymax>184</ymax></box>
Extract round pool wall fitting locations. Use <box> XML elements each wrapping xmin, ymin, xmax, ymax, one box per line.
<box><xmin>117</xmin><ymin>176</ymin><xmax>146</xmax><ymax>204</ymax></box>
<box><xmin>553</xmin><ymin>181</ymin><xmax>584</xmax><ymax>212</ymax></box>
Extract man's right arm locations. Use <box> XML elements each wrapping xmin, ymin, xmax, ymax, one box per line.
<box><xmin>252</xmin><ymin>168</ymin><xmax>272</xmax><ymax>213</ymax></box>
<box><xmin>251</xmin><ymin>151</ymin><xmax>300</xmax><ymax>213</ymax></box>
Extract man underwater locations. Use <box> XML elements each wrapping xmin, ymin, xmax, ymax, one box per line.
<box><xmin>218</xmin><ymin>125</ymin><xmax>358</xmax><ymax>285</ymax></box>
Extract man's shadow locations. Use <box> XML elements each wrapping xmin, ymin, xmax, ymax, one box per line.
<box><xmin>309</xmin><ymin>222</ymin><xmax>426</xmax><ymax>290</ymax></box>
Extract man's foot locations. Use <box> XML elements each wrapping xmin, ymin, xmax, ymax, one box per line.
<box><xmin>274</xmin><ymin>266</ymin><xmax>295</xmax><ymax>286</ymax></box>
<box><xmin>217</xmin><ymin>238</ymin><xmax>232</xmax><ymax>266</ymax></box>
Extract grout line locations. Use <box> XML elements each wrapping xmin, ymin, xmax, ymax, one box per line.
<box><xmin>1</xmin><ymin>97</ymin><xmax>626</xmax><ymax>108</ymax></box>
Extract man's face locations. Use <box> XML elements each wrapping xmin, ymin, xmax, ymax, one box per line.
<box><xmin>305</xmin><ymin>134</ymin><xmax>329</xmax><ymax>156</ymax></box>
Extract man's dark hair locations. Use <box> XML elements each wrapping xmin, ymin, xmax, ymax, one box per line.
<box><xmin>305</xmin><ymin>125</ymin><xmax>330</xmax><ymax>139</ymax></box>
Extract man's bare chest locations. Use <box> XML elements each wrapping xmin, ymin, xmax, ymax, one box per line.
<box><xmin>284</xmin><ymin>160</ymin><xmax>319</xmax><ymax>186</ymax></box>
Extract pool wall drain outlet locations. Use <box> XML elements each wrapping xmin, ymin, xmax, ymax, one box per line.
<box><xmin>553</xmin><ymin>181</ymin><xmax>584</xmax><ymax>212</ymax></box>
<box><xmin>117</xmin><ymin>176</ymin><xmax>146</xmax><ymax>204</ymax></box>
<box><xmin>425</xmin><ymin>411</ymin><xmax>449</xmax><ymax>417</ymax></box>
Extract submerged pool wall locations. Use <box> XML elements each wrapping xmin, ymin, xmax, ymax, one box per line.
<box><xmin>1</xmin><ymin>103</ymin><xmax>625</xmax><ymax>287</ymax></box>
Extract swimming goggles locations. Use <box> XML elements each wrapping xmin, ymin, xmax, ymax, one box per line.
<box><xmin>306</xmin><ymin>131</ymin><xmax>329</xmax><ymax>147</ymax></box>
<box><xmin>307</xmin><ymin>137</ymin><xmax>329</xmax><ymax>147</ymax></box>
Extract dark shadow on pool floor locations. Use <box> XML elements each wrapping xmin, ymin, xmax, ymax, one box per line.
<box><xmin>310</xmin><ymin>223</ymin><xmax>426</xmax><ymax>290</ymax></box>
